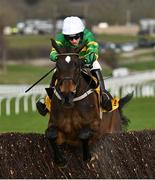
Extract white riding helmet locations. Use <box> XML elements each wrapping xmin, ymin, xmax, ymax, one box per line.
<box><xmin>62</xmin><ymin>16</ymin><xmax>85</xmax><ymax>35</ymax></box>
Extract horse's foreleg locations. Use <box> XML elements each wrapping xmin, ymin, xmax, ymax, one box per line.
<box><xmin>45</xmin><ymin>127</ymin><xmax>66</xmax><ymax>166</ymax></box>
<box><xmin>79</xmin><ymin>127</ymin><xmax>91</xmax><ymax>161</ymax></box>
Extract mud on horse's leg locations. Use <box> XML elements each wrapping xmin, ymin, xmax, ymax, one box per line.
<box><xmin>79</xmin><ymin>127</ymin><xmax>91</xmax><ymax>161</ymax></box>
<box><xmin>45</xmin><ymin>127</ymin><xmax>66</xmax><ymax>166</ymax></box>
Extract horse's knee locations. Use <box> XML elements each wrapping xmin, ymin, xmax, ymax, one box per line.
<box><xmin>79</xmin><ymin>127</ymin><xmax>92</xmax><ymax>161</ymax></box>
<box><xmin>79</xmin><ymin>127</ymin><xmax>91</xmax><ymax>140</ymax></box>
<box><xmin>45</xmin><ymin>127</ymin><xmax>57</xmax><ymax>140</ymax></box>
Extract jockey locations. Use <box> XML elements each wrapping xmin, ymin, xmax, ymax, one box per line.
<box><xmin>36</xmin><ymin>16</ymin><xmax>112</xmax><ymax>116</ymax></box>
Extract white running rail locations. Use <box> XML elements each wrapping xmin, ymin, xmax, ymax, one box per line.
<box><xmin>0</xmin><ymin>82</ymin><xmax>155</xmax><ymax>116</ymax></box>
<box><xmin>0</xmin><ymin>85</ymin><xmax>48</xmax><ymax>116</ymax></box>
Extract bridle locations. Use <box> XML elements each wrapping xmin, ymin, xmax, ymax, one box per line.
<box><xmin>54</xmin><ymin>53</ymin><xmax>95</xmax><ymax>102</ymax></box>
<box><xmin>57</xmin><ymin>52</ymin><xmax>81</xmax><ymax>89</ymax></box>
<box><xmin>57</xmin><ymin>53</ymin><xmax>79</xmax><ymax>57</ymax></box>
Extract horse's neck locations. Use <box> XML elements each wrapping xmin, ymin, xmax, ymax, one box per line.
<box><xmin>77</xmin><ymin>73</ymin><xmax>91</xmax><ymax>95</ymax></box>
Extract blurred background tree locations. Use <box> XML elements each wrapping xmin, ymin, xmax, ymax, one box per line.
<box><xmin>101</xmin><ymin>50</ymin><xmax>119</xmax><ymax>69</ymax></box>
<box><xmin>24</xmin><ymin>0</ymin><xmax>40</xmax><ymax>5</ymax></box>
<box><xmin>0</xmin><ymin>0</ymin><xmax>155</xmax><ymax>26</ymax></box>
<box><xmin>0</xmin><ymin>16</ymin><xmax>6</xmax><ymax>72</ymax></box>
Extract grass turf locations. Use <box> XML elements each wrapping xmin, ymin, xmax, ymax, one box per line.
<box><xmin>0</xmin><ymin>97</ymin><xmax>154</xmax><ymax>133</ymax></box>
<box><xmin>0</xmin><ymin>64</ymin><xmax>53</xmax><ymax>84</ymax></box>
<box><xmin>123</xmin><ymin>97</ymin><xmax>155</xmax><ymax>131</ymax></box>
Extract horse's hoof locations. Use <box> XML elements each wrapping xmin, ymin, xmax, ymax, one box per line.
<box><xmin>90</xmin><ymin>153</ymin><xmax>99</xmax><ymax>162</ymax></box>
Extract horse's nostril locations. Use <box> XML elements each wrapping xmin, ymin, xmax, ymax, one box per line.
<box><xmin>60</xmin><ymin>79</ymin><xmax>76</xmax><ymax>93</ymax></box>
<box><xmin>61</xmin><ymin>92</ymin><xmax>74</xmax><ymax>108</ymax></box>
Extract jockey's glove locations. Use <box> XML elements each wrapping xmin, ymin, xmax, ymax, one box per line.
<box><xmin>84</xmin><ymin>52</ymin><xmax>97</xmax><ymax>65</ymax></box>
<box><xmin>50</xmin><ymin>52</ymin><xmax>58</xmax><ymax>62</ymax></box>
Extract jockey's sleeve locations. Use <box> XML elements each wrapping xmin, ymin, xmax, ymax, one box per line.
<box><xmin>83</xmin><ymin>30</ymin><xmax>99</xmax><ymax>65</ymax></box>
<box><xmin>49</xmin><ymin>35</ymin><xmax>64</xmax><ymax>62</ymax></box>
<box><xmin>50</xmin><ymin>47</ymin><xmax>58</xmax><ymax>62</ymax></box>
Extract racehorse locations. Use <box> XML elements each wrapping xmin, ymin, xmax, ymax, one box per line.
<box><xmin>45</xmin><ymin>39</ymin><xmax>133</xmax><ymax>166</ymax></box>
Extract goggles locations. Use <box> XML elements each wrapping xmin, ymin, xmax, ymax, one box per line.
<box><xmin>65</xmin><ymin>33</ymin><xmax>82</xmax><ymax>41</ymax></box>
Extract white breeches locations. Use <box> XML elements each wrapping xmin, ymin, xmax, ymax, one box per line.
<box><xmin>90</xmin><ymin>60</ymin><xmax>102</xmax><ymax>71</ymax></box>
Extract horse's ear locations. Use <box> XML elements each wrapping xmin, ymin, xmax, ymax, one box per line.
<box><xmin>75</xmin><ymin>43</ymin><xmax>86</xmax><ymax>53</ymax></box>
<box><xmin>50</xmin><ymin>38</ymin><xmax>62</xmax><ymax>54</ymax></box>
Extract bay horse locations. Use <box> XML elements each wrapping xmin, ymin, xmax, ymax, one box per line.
<box><xmin>45</xmin><ymin>39</ymin><xmax>133</xmax><ymax>166</ymax></box>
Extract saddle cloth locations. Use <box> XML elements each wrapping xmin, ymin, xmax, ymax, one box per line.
<box><xmin>44</xmin><ymin>88</ymin><xmax>120</xmax><ymax>113</ymax></box>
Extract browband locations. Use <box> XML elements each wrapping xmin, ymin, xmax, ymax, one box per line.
<box><xmin>57</xmin><ymin>53</ymin><xmax>79</xmax><ymax>56</ymax></box>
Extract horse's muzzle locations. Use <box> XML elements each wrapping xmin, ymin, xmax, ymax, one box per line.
<box><xmin>61</xmin><ymin>92</ymin><xmax>75</xmax><ymax>108</ymax></box>
<box><xmin>59</xmin><ymin>77</ymin><xmax>76</xmax><ymax>94</ymax></box>
<box><xmin>58</xmin><ymin>77</ymin><xmax>76</xmax><ymax>108</ymax></box>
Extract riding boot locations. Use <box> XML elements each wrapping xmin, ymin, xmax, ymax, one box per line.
<box><xmin>36</xmin><ymin>72</ymin><xmax>57</xmax><ymax>116</ymax></box>
<box><xmin>91</xmin><ymin>69</ymin><xmax>112</xmax><ymax>111</ymax></box>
